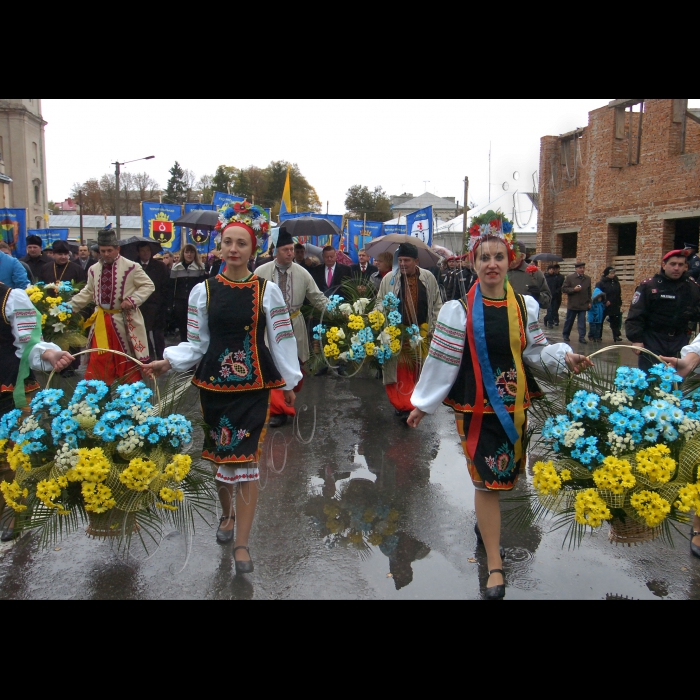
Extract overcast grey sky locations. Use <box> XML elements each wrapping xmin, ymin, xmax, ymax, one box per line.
<box><xmin>42</xmin><ymin>99</ymin><xmax>700</xmax><ymax>216</ymax></box>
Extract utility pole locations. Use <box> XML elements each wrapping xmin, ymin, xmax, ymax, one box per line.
<box><xmin>462</xmin><ymin>176</ymin><xmax>469</xmax><ymax>253</ymax></box>
<box><xmin>79</xmin><ymin>189</ymin><xmax>84</xmax><ymax>245</ymax></box>
<box><xmin>115</xmin><ymin>161</ymin><xmax>121</xmax><ymax>237</ymax></box>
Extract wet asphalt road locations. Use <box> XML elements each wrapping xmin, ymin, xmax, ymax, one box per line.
<box><xmin>1</xmin><ymin>325</ymin><xmax>699</xmax><ymax>600</ymax></box>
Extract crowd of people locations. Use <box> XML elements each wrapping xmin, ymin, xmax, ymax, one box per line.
<box><xmin>1</xmin><ymin>221</ymin><xmax>700</xmax><ymax>593</ymax></box>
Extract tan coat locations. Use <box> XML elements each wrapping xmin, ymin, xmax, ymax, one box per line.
<box><xmin>255</xmin><ymin>261</ymin><xmax>328</xmax><ymax>363</ymax></box>
<box><xmin>377</xmin><ymin>267</ymin><xmax>443</xmax><ymax>385</ymax></box>
<box><xmin>71</xmin><ymin>255</ymin><xmax>155</xmax><ymax>362</ymax></box>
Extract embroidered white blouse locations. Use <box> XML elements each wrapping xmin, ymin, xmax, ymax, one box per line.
<box><xmin>411</xmin><ymin>296</ymin><xmax>572</xmax><ymax>415</ymax></box>
<box><xmin>163</xmin><ymin>280</ymin><xmax>303</xmax><ymax>390</ymax></box>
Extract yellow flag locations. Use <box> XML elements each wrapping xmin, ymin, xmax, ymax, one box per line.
<box><xmin>280</xmin><ymin>166</ymin><xmax>292</xmax><ymax>215</ymax></box>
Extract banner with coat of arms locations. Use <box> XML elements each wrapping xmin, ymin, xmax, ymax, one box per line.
<box><xmin>211</xmin><ymin>191</ymin><xmax>245</xmax><ymax>211</ymax></box>
<box><xmin>141</xmin><ymin>202</ymin><xmax>183</xmax><ymax>252</ymax></box>
<box><xmin>347</xmin><ymin>220</ymin><xmax>384</xmax><ymax>263</ymax></box>
<box><xmin>0</xmin><ymin>208</ymin><xmax>27</xmax><ymax>257</ymax></box>
<box><xmin>405</xmin><ymin>206</ymin><xmax>433</xmax><ymax>246</ymax></box>
<box><xmin>184</xmin><ymin>203</ymin><xmax>215</xmax><ymax>256</ymax></box>
<box><xmin>26</xmin><ymin>228</ymin><xmax>68</xmax><ymax>255</ymax></box>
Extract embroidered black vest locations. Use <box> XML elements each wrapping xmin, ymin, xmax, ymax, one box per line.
<box><xmin>0</xmin><ymin>283</ymin><xmax>21</xmax><ymax>394</ymax></box>
<box><xmin>445</xmin><ymin>293</ymin><xmax>532</xmax><ymax>414</ymax></box>
<box><xmin>192</xmin><ymin>275</ymin><xmax>285</xmax><ymax>393</ymax></box>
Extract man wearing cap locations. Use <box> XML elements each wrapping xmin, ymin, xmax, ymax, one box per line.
<box><xmin>625</xmin><ymin>249</ymin><xmax>700</xmax><ymax>371</ymax></box>
<box><xmin>562</xmin><ymin>262</ymin><xmax>592</xmax><ymax>344</ymax></box>
<box><xmin>255</xmin><ymin>227</ymin><xmax>329</xmax><ymax>426</ymax></box>
<box><xmin>38</xmin><ymin>240</ymin><xmax>85</xmax><ymax>284</ymax></box>
<box><xmin>377</xmin><ymin>242</ymin><xmax>442</xmax><ymax>422</ymax></box>
<box><xmin>508</xmin><ymin>241</ymin><xmax>551</xmax><ymax>310</ymax></box>
<box><xmin>68</xmin><ymin>227</ymin><xmax>155</xmax><ymax>384</ymax></box>
<box><xmin>20</xmin><ymin>234</ymin><xmax>51</xmax><ymax>282</ymax></box>
<box><xmin>0</xmin><ymin>241</ymin><xmax>30</xmax><ymax>289</ymax></box>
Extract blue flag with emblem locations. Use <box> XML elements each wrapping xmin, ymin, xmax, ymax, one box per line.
<box><xmin>405</xmin><ymin>206</ymin><xmax>433</xmax><ymax>246</ymax></box>
<box><xmin>1</xmin><ymin>208</ymin><xmax>28</xmax><ymax>257</ymax></box>
<box><xmin>212</xmin><ymin>191</ymin><xmax>245</xmax><ymax>211</ymax></box>
<box><xmin>347</xmin><ymin>220</ymin><xmax>384</xmax><ymax>263</ymax></box>
<box><xmin>26</xmin><ymin>228</ymin><xmax>68</xmax><ymax>253</ymax></box>
<box><xmin>141</xmin><ymin>202</ymin><xmax>183</xmax><ymax>252</ymax></box>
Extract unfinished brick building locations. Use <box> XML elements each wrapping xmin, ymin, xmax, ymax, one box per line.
<box><xmin>537</xmin><ymin>99</ymin><xmax>700</xmax><ymax>309</ymax></box>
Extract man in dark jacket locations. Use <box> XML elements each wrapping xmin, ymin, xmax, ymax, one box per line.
<box><xmin>20</xmin><ymin>234</ymin><xmax>51</xmax><ymax>282</ymax></box>
<box><xmin>351</xmin><ymin>248</ymin><xmax>378</xmax><ymax>281</ymax></box>
<box><xmin>311</xmin><ymin>246</ymin><xmax>352</xmax><ymax>297</ymax></box>
<box><xmin>508</xmin><ymin>242</ymin><xmax>551</xmax><ymax>309</ymax></box>
<box><xmin>38</xmin><ymin>240</ymin><xmax>85</xmax><ymax>284</ymax></box>
<box><xmin>543</xmin><ymin>264</ymin><xmax>565</xmax><ymax>328</ymax></box>
<box><xmin>137</xmin><ymin>241</ymin><xmax>171</xmax><ymax>360</ymax></box>
<box><xmin>625</xmin><ymin>249</ymin><xmax>700</xmax><ymax>371</ymax></box>
<box><xmin>597</xmin><ymin>266</ymin><xmax>623</xmax><ymax>342</ymax></box>
<box><xmin>562</xmin><ymin>261</ymin><xmax>592</xmax><ymax>344</ymax></box>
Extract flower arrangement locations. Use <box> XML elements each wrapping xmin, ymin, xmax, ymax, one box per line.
<box><xmin>25</xmin><ymin>281</ymin><xmax>88</xmax><ymax>351</ymax></box>
<box><xmin>522</xmin><ymin>362</ymin><xmax>700</xmax><ymax>546</ymax></box>
<box><xmin>0</xmin><ymin>378</ymin><xmax>211</xmax><ymax>549</ymax></box>
<box><xmin>467</xmin><ymin>210</ymin><xmax>515</xmax><ymax>258</ymax></box>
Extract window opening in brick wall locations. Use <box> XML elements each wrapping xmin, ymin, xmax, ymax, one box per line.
<box><xmin>613</xmin><ymin>100</ymin><xmax>644</xmax><ymax>166</ymax></box>
<box><xmin>615</xmin><ymin>223</ymin><xmax>637</xmax><ymax>256</ymax></box>
<box><xmin>672</xmin><ymin>217</ymin><xmax>700</xmax><ymax>250</ymax></box>
<box><xmin>34</xmin><ymin>185</ymin><xmax>39</xmax><ymax>204</ymax></box>
<box><xmin>32</xmin><ymin>142</ymin><xmax>37</xmax><ymax>165</ymax></box>
<box><xmin>560</xmin><ymin>232</ymin><xmax>578</xmax><ymax>259</ymax></box>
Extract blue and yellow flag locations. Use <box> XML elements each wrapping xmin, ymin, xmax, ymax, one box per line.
<box><xmin>280</xmin><ymin>166</ymin><xmax>292</xmax><ymax>217</ymax></box>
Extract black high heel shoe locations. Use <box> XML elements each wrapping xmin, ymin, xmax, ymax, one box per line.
<box><xmin>474</xmin><ymin>523</ymin><xmax>505</xmax><ymax>559</ymax></box>
<box><xmin>691</xmin><ymin>529</ymin><xmax>700</xmax><ymax>559</ymax></box>
<box><xmin>484</xmin><ymin>569</ymin><xmax>506</xmax><ymax>600</ymax></box>
<box><xmin>234</xmin><ymin>545</ymin><xmax>254</xmax><ymax>575</ymax></box>
<box><xmin>216</xmin><ymin>515</ymin><xmax>235</xmax><ymax>545</ymax></box>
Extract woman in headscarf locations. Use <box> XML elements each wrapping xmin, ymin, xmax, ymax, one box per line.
<box><xmin>407</xmin><ymin>222</ymin><xmax>591</xmax><ymax>599</ymax></box>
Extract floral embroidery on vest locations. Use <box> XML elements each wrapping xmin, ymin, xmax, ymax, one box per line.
<box><xmin>217</xmin><ymin>333</ymin><xmax>254</xmax><ymax>383</ymax></box>
<box><xmin>209</xmin><ymin>416</ymin><xmax>251</xmax><ymax>453</ymax></box>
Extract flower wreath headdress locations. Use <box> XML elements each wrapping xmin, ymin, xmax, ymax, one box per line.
<box><xmin>467</xmin><ymin>210</ymin><xmax>517</xmax><ymax>264</ymax></box>
<box><xmin>214</xmin><ymin>200</ymin><xmax>270</xmax><ymax>254</ymax></box>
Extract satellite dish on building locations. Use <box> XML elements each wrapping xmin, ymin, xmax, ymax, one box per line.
<box><xmin>513</xmin><ymin>171</ymin><xmax>520</xmax><ymax>181</ymax></box>
<box><xmin>502</xmin><ymin>182</ymin><xmax>510</xmax><ymax>191</ymax></box>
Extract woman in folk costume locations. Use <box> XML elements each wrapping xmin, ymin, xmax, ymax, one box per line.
<box><xmin>407</xmin><ymin>222</ymin><xmax>592</xmax><ymax>599</ymax></box>
<box><xmin>255</xmin><ymin>226</ymin><xmax>329</xmax><ymax>427</ymax></box>
<box><xmin>376</xmin><ymin>242</ymin><xmax>443</xmax><ymax>422</ymax></box>
<box><xmin>70</xmin><ymin>227</ymin><xmax>155</xmax><ymax>384</ymax></box>
<box><xmin>144</xmin><ymin>203</ymin><xmax>301</xmax><ymax>574</ymax></box>
<box><xmin>0</xmin><ymin>282</ymin><xmax>75</xmax><ymax>541</ymax></box>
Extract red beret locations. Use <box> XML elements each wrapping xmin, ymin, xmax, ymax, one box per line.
<box><xmin>662</xmin><ymin>249</ymin><xmax>691</xmax><ymax>262</ymax></box>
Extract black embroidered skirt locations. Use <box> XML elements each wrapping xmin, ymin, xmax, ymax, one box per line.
<box><xmin>200</xmin><ymin>389</ymin><xmax>271</xmax><ymax>483</ymax></box>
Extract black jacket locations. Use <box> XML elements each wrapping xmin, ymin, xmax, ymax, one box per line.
<box><xmin>311</xmin><ymin>263</ymin><xmax>352</xmax><ymax>296</ymax></box>
<box><xmin>140</xmin><ymin>259</ymin><xmax>171</xmax><ymax>313</ymax></box>
<box><xmin>544</xmin><ymin>272</ymin><xmax>565</xmax><ymax>297</ymax></box>
<box><xmin>350</xmin><ymin>263</ymin><xmax>378</xmax><ymax>281</ymax></box>
<box><xmin>625</xmin><ymin>272</ymin><xmax>700</xmax><ymax>343</ymax></box>
<box><xmin>38</xmin><ymin>260</ymin><xmax>85</xmax><ymax>284</ymax></box>
<box><xmin>597</xmin><ymin>276</ymin><xmax>622</xmax><ymax>310</ymax></box>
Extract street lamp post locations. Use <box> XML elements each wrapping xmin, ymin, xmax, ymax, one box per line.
<box><xmin>112</xmin><ymin>155</ymin><xmax>155</xmax><ymax>238</ymax></box>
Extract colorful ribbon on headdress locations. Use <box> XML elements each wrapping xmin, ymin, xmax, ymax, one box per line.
<box><xmin>465</xmin><ymin>282</ymin><xmax>527</xmax><ymax>463</ymax></box>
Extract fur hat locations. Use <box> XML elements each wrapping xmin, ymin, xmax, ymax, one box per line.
<box><xmin>397</xmin><ymin>242</ymin><xmax>419</xmax><ymax>259</ymax></box>
<box><xmin>97</xmin><ymin>227</ymin><xmax>119</xmax><ymax>247</ymax></box>
<box><xmin>26</xmin><ymin>235</ymin><xmax>43</xmax><ymax>247</ymax></box>
<box><xmin>51</xmin><ymin>240</ymin><xmax>70</xmax><ymax>253</ymax></box>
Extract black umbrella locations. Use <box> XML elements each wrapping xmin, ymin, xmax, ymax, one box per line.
<box><xmin>530</xmin><ymin>252</ymin><xmax>564</xmax><ymax>262</ymax></box>
<box><xmin>174</xmin><ymin>210</ymin><xmax>220</xmax><ymax>230</ymax></box>
<box><xmin>117</xmin><ymin>236</ymin><xmax>163</xmax><ymax>261</ymax></box>
<box><xmin>279</xmin><ymin>217</ymin><xmax>341</xmax><ymax>238</ymax></box>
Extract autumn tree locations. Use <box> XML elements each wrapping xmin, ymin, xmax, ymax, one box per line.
<box><xmin>344</xmin><ymin>185</ymin><xmax>392</xmax><ymax>221</ymax></box>
<box><xmin>133</xmin><ymin>172</ymin><xmax>160</xmax><ymax>203</ymax></box>
<box><xmin>264</xmin><ymin>161</ymin><xmax>321</xmax><ymax>218</ymax></box>
<box><xmin>211</xmin><ymin>165</ymin><xmax>237</xmax><ymax>195</ymax></box>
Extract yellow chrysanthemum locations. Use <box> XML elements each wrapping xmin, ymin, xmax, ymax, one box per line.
<box><xmin>323</xmin><ymin>342</ymin><xmax>340</xmax><ymax>358</ymax></box>
<box><xmin>560</xmin><ymin>469</ymin><xmax>572</xmax><ymax>482</ymax></box>
<box><xmin>119</xmin><ymin>457</ymin><xmax>159</xmax><ymax>491</ymax></box>
<box><xmin>0</xmin><ymin>480</ymin><xmax>28</xmax><ymax>512</ymax></box>
<box><xmin>390</xmin><ymin>339</ymin><xmax>401</xmax><ymax>353</ymax></box>
<box><xmin>159</xmin><ymin>487</ymin><xmax>183</xmax><ymax>503</ymax></box>
<box><xmin>348</xmin><ymin>315</ymin><xmax>365</xmax><ymax>331</ymax></box>
<box><xmin>70</xmin><ymin>447</ymin><xmax>111</xmax><ymax>483</ymax></box>
<box><xmin>593</xmin><ymin>456</ymin><xmax>636</xmax><ymax>495</ymax></box>
<box><xmin>630</xmin><ymin>490</ymin><xmax>671</xmax><ymax>527</ymax></box>
<box><xmin>57</xmin><ymin>312</ymin><xmax>68</xmax><ymax>322</ymax></box>
<box><xmin>7</xmin><ymin>442</ymin><xmax>32</xmax><ymax>472</ymax></box>
<box><xmin>364</xmin><ymin>342</ymin><xmax>376</xmax><ymax>356</ymax></box>
<box><xmin>634</xmin><ymin>445</ymin><xmax>676</xmax><ymax>485</ymax></box>
<box><xmin>163</xmin><ymin>454</ymin><xmax>191</xmax><ymax>482</ymax></box>
<box><xmin>36</xmin><ymin>478</ymin><xmax>62</xmax><ymax>509</ymax></box>
<box><xmin>0</xmin><ymin>438</ymin><xmax>7</xmax><ymax>455</ymax></box>
<box><xmin>675</xmin><ymin>484</ymin><xmax>700</xmax><ymax>514</ymax></box>
<box><xmin>533</xmin><ymin>461</ymin><xmax>563</xmax><ymax>496</ymax></box>
<box><xmin>81</xmin><ymin>482</ymin><xmax>116</xmax><ymax>514</ymax></box>
<box><xmin>368</xmin><ymin>311</ymin><xmax>385</xmax><ymax>331</ymax></box>
<box><xmin>574</xmin><ymin>489</ymin><xmax>611</xmax><ymax>528</ymax></box>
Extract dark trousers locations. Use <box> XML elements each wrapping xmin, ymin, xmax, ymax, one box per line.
<box><xmin>603</xmin><ymin>308</ymin><xmax>622</xmax><ymax>340</ymax></box>
<box><xmin>141</xmin><ymin>305</ymin><xmax>166</xmax><ymax>361</ymax></box>
<box><xmin>588</xmin><ymin>322</ymin><xmax>603</xmax><ymax>340</ymax></box>
<box><xmin>174</xmin><ymin>299</ymin><xmax>189</xmax><ymax>343</ymax></box>
<box><xmin>563</xmin><ymin>309</ymin><xmax>587</xmax><ymax>341</ymax></box>
<box><xmin>544</xmin><ymin>294</ymin><xmax>562</xmax><ymax>326</ymax></box>
<box><xmin>638</xmin><ymin>331</ymin><xmax>687</xmax><ymax>372</ymax></box>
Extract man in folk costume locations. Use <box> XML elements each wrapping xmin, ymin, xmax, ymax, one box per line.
<box><xmin>377</xmin><ymin>242</ymin><xmax>443</xmax><ymax>422</ymax></box>
<box><xmin>255</xmin><ymin>227</ymin><xmax>329</xmax><ymax>427</ymax></box>
<box><xmin>70</xmin><ymin>227</ymin><xmax>155</xmax><ymax>384</ymax></box>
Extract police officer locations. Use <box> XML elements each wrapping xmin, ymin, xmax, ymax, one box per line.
<box><xmin>625</xmin><ymin>249</ymin><xmax>700</xmax><ymax>371</ymax></box>
<box><xmin>685</xmin><ymin>243</ymin><xmax>700</xmax><ymax>282</ymax></box>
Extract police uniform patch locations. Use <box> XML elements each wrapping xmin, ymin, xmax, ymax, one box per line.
<box><xmin>632</xmin><ymin>292</ymin><xmax>641</xmax><ymax>305</ymax></box>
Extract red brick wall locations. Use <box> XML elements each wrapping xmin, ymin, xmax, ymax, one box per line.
<box><xmin>537</xmin><ymin>99</ymin><xmax>700</xmax><ymax>310</ymax></box>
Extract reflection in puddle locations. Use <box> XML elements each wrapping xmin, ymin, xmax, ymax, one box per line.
<box><xmin>306</xmin><ymin>445</ymin><xmax>431</xmax><ymax>590</ymax></box>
